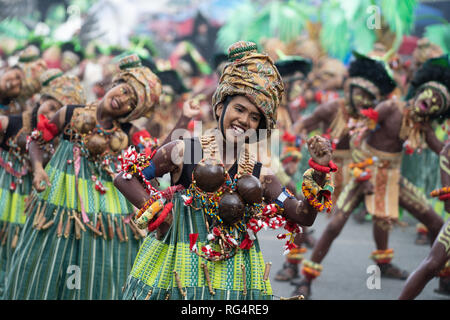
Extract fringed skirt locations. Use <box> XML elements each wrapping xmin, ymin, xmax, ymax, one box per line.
<box><xmin>122</xmin><ymin>192</ymin><xmax>272</xmax><ymax>300</ymax></box>
<box><xmin>0</xmin><ymin>149</ymin><xmax>31</xmax><ymax>296</ymax></box>
<box><xmin>3</xmin><ymin>140</ymin><xmax>143</xmax><ymax>300</ymax></box>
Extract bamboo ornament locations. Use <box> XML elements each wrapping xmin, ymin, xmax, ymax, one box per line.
<box><xmin>72</xmin><ymin>211</ymin><xmax>86</xmax><ymax>232</ymax></box>
<box><xmin>11</xmin><ymin>226</ymin><xmax>20</xmax><ymax>250</ymax></box>
<box><xmin>201</xmin><ymin>262</ymin><xmax>215</xmax><ymax>295</ymax></box>
<box><xmin>121</xmin><ymin>217</ymin><xmax>129</xmax><ymax>242</ymax></box>
<box><xmin>263</xmin><ymin>262</ymin><xmax>272</xmax><ymax>281</ymax></box>
<box><xmin>56</xmin><ymin>211</ymin><xmax>65</xmax><ymax>237</ymax></box>
<box><xmin>74</xmin><ymin>213</ymin><xmax>81</xmax><ymax>240</ymax></box>
<box><xmin>241</xmin><ymin>264</ymin><xmax>247</xmax><ymax>296</ymax></box>
<box><xmin>32</xmin><ymin>202</ymin><xmax>42</xmax><ymax>227</ymax></box>
<box><xmin>63</xmin><ymin>214</ymin><xmax>72</xmax><ymax>238</ymax></box>
<box><xmin>86</xmin><ymin>221</ymin><xmax>103</xmax><ymax>236</ymax></box>
<box><xmin>173</xmin><ymin>270</ymin><xmax>186</xmax><ymax>297</ymax></box>
<box><xmin>1</xmin><ymin>224</ymin><xmax>9</xmax><ymax>246</ymax></box>
<box><xmin>0</xmin><ymin>222</ymin><xmax>7</xmax><ymax>240</ymax></box>
<box><xmin>115</xmin><ymin>217</ymin><xmax>124</xmax><ymax>242</ymax></box>
<box><xmin>107</xmin><ymin>214</ymin><xmax>114</xmax><ymax>240</ymax></box>
<box><xmin>41</xmin><ymin>219</ymin><xmax>55</xmax><ymax>230</ymax></box>
<box><xmin>98</xmin><ymin>213</ymin><xmax>107</xmax><ymax>240</ymax></box>
<box><xmin>144</xmin><ymin>289</ymin><xmax>153</xmax><ymax>300</ymax></box>
<box><xmin>36</xmin><ymin>214</ymin><xmax>47</xmax><ymax>230</ymax></box>
<box><xmin>279</xmin><ymin>295</ymin><xmax>304</xmax><ymax>300</ymax></box>
<box><xmin>127</xmin><ymin>218</ymin><xmax>140</xmax><ymax>240</ymax></box>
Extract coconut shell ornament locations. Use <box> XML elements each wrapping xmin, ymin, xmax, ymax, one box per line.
<box><xmin>218</xmin><ymin>191</ymin><xmax>245</xmax><ymax>225</ymax></box>
<box><xmin>73</xmin><ymin>112</ymin><xmax>96</xmax><ymax>134</ymax></box>
<box><xmin>193</xmin><ymin>158</ymin><xmax>227</xmax><ymax>193</ymax></box>
<box><xmin>236</xmin><ymin>174</ymin><xmax>263</xmax><ymax>205</ymax></box>
<box><xmin>109</xmin><ymin>130</ymin><xmax>129</xmax><ymax>153</ymax></box>
<box><xmin>85</xmin><ymin>133</ymin><xmax>108</xmax><ymax>156</ymax></box>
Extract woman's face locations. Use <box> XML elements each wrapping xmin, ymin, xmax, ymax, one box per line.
<box><xmin>0</xmin><ymin>68</ymin><xmax>24</xmax><ymax>98</ymax></box>
<box><xmin>217</xmin><ymin>95</ymin><xmax>262</xmax><ymax>144</ymax></box>
<box><xmin>102</xmin><ymin>82</ymin><xmax>137</xmax><ymax>118</ymax></box>
<box><xmin>413</xmin><ymin>84</ymin><xmax>449</xmax><ymax>117</ymax></box>
<box><xmin>38</xmin><ymin>97</ymin><xmax>62</xmax><ymax>120</ymax></box>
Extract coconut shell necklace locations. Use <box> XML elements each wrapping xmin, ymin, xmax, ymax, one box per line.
<box><xmin>185</xmin><ymin>134</ymin><xmax>265</xmax><ymax>261</ymax></box>
<box><xmin>65</xmin><ymin>102</ymin><xmax>129</xmax><ymax>165</ymax></box>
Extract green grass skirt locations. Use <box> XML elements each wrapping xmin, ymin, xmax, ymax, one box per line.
<box><xmin>122</xmin><ymin>192</ymin><xmax>273</xmax><ymax>300</ymax></box>
<box><xmin>0</xmin><ymin>148</ymin><xmax>31</xmax><ymax>297</ymax></box>
<box><xmin>3</xmin><ymin>140</ymin><xmax>142</xmax><ymax>299</ymax></box>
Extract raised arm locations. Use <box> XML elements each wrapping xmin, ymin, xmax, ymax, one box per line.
<box><xmin>114</xmin><ymin>139</ymin><xmax>185</xmax><ymax>208</ymax></box>
<box><xmin>160</xmin><ymin>99</ymin><xmax>200</xmax><ymax>146</ymax></box>
<box><xmin>261</xmin><ymin>135</ymin><xmax>333</xmax><ymax>226</ymax></box>
<box><xmin>0</xmin><ymin>115</ymin><xmax>8</xmax><ymax>145</ymax></box>
<box><xmin>292</xmin><ymin>99</ymin><xmax>339</xmax><ymax>136</ymax></box>
<box><xmin>29</xmin><ymin>106</ymin><xmax>67</xmax><ymax>191</ymax></box>
<box><xmin>423</xmin><ymin>122</ymin><xmax>445</xmax><ymax>155</ymax></box>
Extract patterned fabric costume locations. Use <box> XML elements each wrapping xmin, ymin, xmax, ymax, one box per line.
<box><xmin>122</xmin><ymin>41</ymin><xmax>286</xmax><ymax>300</ymax></box>
<box><xmin>3</xmin><ymin>55</ymin><xmax>161</xmax><ymax>299</ymax></box>
<box><xmin>0</xmin><ymin>69</ymin><xmax>85</xmax><ymax>296</ymax></box>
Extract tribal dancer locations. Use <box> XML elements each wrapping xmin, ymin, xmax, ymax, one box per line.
<box><xmin>3</xmin><ymin>54</ymin><xmax>165</xmax><ymax>300</ymax></box>
<box><xmin>0</xmin><ymin>45</ymin><xmax>47</xmax><ymax>116</ymax></box>
<box><xmin>0</xmin><ymin>68</ymin><xmax>86</xmax><ymax>296</ymax></box>
<box><xmin>114</xmin><ymin>41</ymin><xmax>335</xmax><ymax>300</ymax></box>
<box><xmin>295</xmin><ymin>54</ymin><xmax>449</xmax><ymax>299</ymax></box>
<box><xmin>398</xmin><ymin>140</ymin><xmax>450</xmax><ymax>299</ymax></box>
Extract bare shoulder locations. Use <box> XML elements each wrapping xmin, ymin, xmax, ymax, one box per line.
<box><xmin>440</xmin><ymin>141</ymin><xmax>450</xmax><ymax>159</ymax></box>
<box><xmin>315</xmin><ymin>98</ymin><xmax>342</xmax><ymax>118</ymax></box>
<box><xmin>375</xmin><ymin>98</ymin><xmax>402</xmax><ymax>121</ymax></box>
<box><xmin>158</xmin><ymin>139</ymin><xmax>185</xmax><ymax>165</ymax></box>
<box><xmin>0</xmin><ymin>115</ymin><xmax>8</xmax><ymax>133</ymax></box>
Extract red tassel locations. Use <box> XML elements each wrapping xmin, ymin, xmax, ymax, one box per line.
<box><xmin>131</xmin><ymin>129</ymin><xmax>151</xmax><ymax>146</ymax></box>
<box><xmin>36</xmin><ymin>114</ymin><xmax>58</xmax><ymax>141</ymax></box>
<box><xmin>282</xmin><ymin>131</ymin><xmax>296</xmax><ymax>143</ymax></box>
<box><xmin>189</xmin><ymin>233</ymin><xmax>199</xmax><ymax>251</ymax></box>
<box><xmin>239</xmin><ymin>234</ymin><xmax>254</xmax><ymax>250</ymax></box>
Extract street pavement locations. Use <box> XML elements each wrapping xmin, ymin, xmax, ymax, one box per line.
<box><xmin>258</xmin><ymin>212</ymin><xmax>450</xmax><ymax>300</ymax></box>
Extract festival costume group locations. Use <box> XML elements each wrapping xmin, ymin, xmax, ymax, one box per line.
<box><xmin>0</xmin><ymin>38</ymin><xmax>449</xmax><ymax>300</ymax></box>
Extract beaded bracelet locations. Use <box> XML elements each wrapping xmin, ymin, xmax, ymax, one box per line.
<box><xmin>135</xmin><ymin>194</ymin><xmax>160</xmax><ymax>220</ymax></box>
<box><xmin>274</xmin><ymin>187</ymin><xmax>296</xmax><ymax>208</ymax></box>
<box><xmin>430</xmin><ymin>187</ymin><xmax>450</xmax><ymax>198</ymax></box>
<box><xmin>147</xmin><ymin>202</ymin><xmax>173</xmax><ymax>232</ymax></box>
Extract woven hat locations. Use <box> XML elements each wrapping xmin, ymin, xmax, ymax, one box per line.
<box><xmin>112</xmin><ymin>54</ymin><xmax>162</xmax><ymax>123</ymax></box>
<box><xmin>40</xmin><ymin>68</ymin><xmax>86</xmax><ymax>106</ymax></box>
<box><xmin>211</xmin><ymin>41</ymin><xmax>284</xmax><ymax>137</ymax></box>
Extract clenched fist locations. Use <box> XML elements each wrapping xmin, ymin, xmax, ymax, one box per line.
<box><xmin>307</xmin><ymin>135</ymin><xmax>332</xmax><ymax>166</ymax></box>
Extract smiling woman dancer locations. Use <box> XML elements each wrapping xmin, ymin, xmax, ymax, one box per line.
<box><xmin>3</xmin><ymin>54</ymin><xmax>165</xmax><ymax>300</ymax></box>
<box><xmin>114</xmin><ymin>41</ymin><xmax>336</xmax><ymax>300</ymax></box>
<box><xmin>0</xmin><ymin>68</ymin><xmax>86</xmax><ymax>296</ymax></box>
